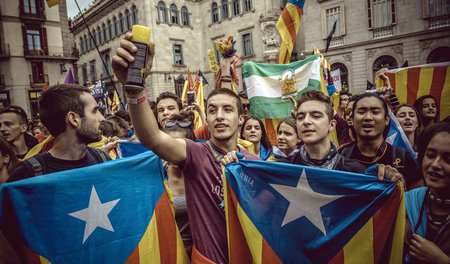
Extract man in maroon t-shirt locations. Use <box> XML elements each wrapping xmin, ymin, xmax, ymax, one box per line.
<box><xmin>112</xmin><ymin>33</ymin><xmax>259</xmax><ymax>263</ymax></box>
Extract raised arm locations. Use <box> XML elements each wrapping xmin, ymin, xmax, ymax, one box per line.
<box><xmin>112</xmin><ymin>33</ymin><xmax>187</xmax><ymax>164</ymax></box>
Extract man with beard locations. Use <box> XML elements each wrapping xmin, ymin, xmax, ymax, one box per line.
<box><xmin>339</xmin><ymin>92</ymin><xmax>423</xmax><ymax>190</ymax></box>
<box><xmin>112</xmin><ymin>33</ymin><xmax>259</xmax><ymax>263</ymax></box>
<box><xmin>8</xmin><ymin>84</ymin><xmax>110</xmax><ymax>181</ymax></box>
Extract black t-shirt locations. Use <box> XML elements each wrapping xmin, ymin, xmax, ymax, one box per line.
<box><xmin>8</xmin><ymin>149</ymin><xmax>111</xmax><ymax>182</ymax></box>
<box><xmin>339</xmin><ymin>141</ymin><xmax>422</xmax><ymax>190</ymax></box>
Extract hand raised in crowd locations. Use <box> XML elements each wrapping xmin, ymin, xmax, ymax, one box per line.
<box><xmin>409</xmin><ymin>234</ymin><xmax>450</xmax><ymax>264</ymax></box>
<box><xmin>111</xmin><ymin>32</ymin><xmax>156</xmax><ymax>85</ymax></box>
<box><xmin>377</xmin><ymin>163</ymin><xmax>404</xmax><ymax>184</ymax></box>
<box><xmin>289</xmin><ymin>96</ymin><xmax>298</xmax><ymax>118</ymax></box>
<box><xmin>101</xmin><ymin>136</ymin><xmax>119</xmax><ymax>154</ymax></box>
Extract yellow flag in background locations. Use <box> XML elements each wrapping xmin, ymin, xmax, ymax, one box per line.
<box><xmin>46</xmin><ymin>0</ymin><xmax>61</xmax><ymax>7</ymax></box>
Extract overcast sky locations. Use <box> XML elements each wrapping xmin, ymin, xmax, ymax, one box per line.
<box><xmin>66</xmin><ymin>0</ymin><xmax>94</xmax><ymax>18</ymax></box>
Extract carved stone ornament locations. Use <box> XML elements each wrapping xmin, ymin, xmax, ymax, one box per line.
<box><xmin>367</xmin><ymin>50</ymin><xmax>377</xmax><ymax>59</ymax></box>
<box><xmin>421</xmin><ymin>41</ymin><xmax>433</xmax><ymax>51</ymax></box>
<box><xmin>393</xmin><ymin>45</ymin><xmax>403</xmax><ymax>54</ymax></box>
<box><xmin>343</xmin><ymin>54</ymin><xmax>352</xmax><ymax>61</ymax></box>
<box><xmin>261</xmin><ymin>21</ymin><xmax>281</xmax><ymax>51</ymax></box>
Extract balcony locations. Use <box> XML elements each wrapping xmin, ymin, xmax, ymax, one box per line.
<box><xmin>373</xmin><ymin>25</ymin><xmax>393</xmax><ymax>39</ymax></box>
<box><xmin>429</xmin><ymin>14</ymin><xmax>450</xmax><ymax>29</ymax></box>
<box><xmin>329</xmin><ymin>36</ymin><xmax>344</xmax><ymax>48</ymax></box>
<box><xmin>29</xmin><ymin>74</ymin><xmax>48</xmax><ymax>88</ymax></box>
<box><xmin>0</xmin><ymin>43</ymin><xmax>10</xmax><ymax>59</ymax></box>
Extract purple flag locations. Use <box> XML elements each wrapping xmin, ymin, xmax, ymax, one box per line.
<box><xmin>64</xmin><ymin>68</ymin><xmax>75</xmax><ymax>84</ymax></box>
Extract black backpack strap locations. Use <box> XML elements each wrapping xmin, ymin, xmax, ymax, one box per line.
<box><xmin>87</xmin><ymin>147</ymin><xmax>109</xmax><ymax>163</ymax></box>
<box><xmin>22</xmin><ymin>154</ymin><xmax>47</xmax><ymax>177</ymax></box>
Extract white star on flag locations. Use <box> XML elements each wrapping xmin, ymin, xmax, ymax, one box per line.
<box><xmin>385</xmin><ymin>132</ymin><xmax>397</xmax><ymax>145</ymax></box>
<box><xmin>270</xmin><ymin>169</ymin><xmax>343</xmax><ymax>236</ymax></box>
<box><xmin>69</xmin><ymin>185</ymin><xmax>120</xmax><ymax>244</ymax></box>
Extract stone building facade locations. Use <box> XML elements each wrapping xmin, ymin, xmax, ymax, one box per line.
<box><xmin>0</xmin><ymin>0</ymin><xmax>77</xmax><ymax>117</ymax></box>
<box><xmin>71</xmin><ymin>0</ymin><xmax>294</xmax><ymax>100</ymax></box>
<box><xmin>300</xmin><ymin>0</ymin><xmax>450</xmax><ymax>94</ymax></box>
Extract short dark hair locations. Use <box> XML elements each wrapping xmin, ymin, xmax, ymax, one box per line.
<box><xmin>39</xmin><ymin>84</ymin><xmax>91</xmax><ymax>137</ymax></box>
<box><xmin>0</xmin><ymin>105</ymin><xmax>28</xmax><ymax>125</ymax></box>
<box><xmin>207</xmin><ymin>88</ymin><xmax>243</xmax><ymax>116</ymax></box>
<box><xmin>164</xmin><ymin>110</ymin><xmax>195</xmax><ymax>140</ymax></box>
<box><xmin>156</xmin><ymin>92</ymin><xmax>183</xmax><ymax>111</ymax></box>
<box><xmin>417</xmin><ymin>122</ymin><xmax>450</xmax><ymax>169</ymax></box>
<box><xmin>339</xmin><ymin>90</ymin><xmax>351</xmax><ymax>102</ymax></box>
<box><xmin>296</xmin><ymin>90</ymin><xmax>334</xmax><ymax>121</ymax></box>
<box><xmin>351</xmin><ymin>92</ymin><xmax>390</xmax><ymax>139</ymax></box>
<box><xmin>240</xmin><ymin>115</ymin><xmax>272</xmax><ymax>150</ymax></box>
<box><xmin>107</xmin><ymin>115</ymin><xmax>129</xmax><ymax>131</ymax></box>
<box><xmin>114</xmin><ymin>110</ymin><xmax>130</xmax><ymax>123</ymax></box>
<box><xmin>238</xmin><ymin>90</ymin><xmax>248</xmax><ymax>99</ymax></box>
<box><xmin>100</xmin><ymin>120</ymin><xmax>118</xmax><ymax>138</ymax></box>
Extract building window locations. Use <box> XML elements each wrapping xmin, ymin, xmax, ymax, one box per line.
<box><xmin>107</xmin><ymin>20</ymin><xmax>113</xmax><ymax>40</ymax></box>
<box><xmin>102</xmin><ymin>53</ymin><xmax>111</xmax><ymax>78</ymax></box>
<box><xmin>373</xmin><ymin>55</ymin><xmax>397</xmax><ymax>82</ymax></box>
<box><xmin>125</xmin><ymin>9</ymin><xmax>132</xmax><ymax>30</ymax></box>
<box><xmin>111</xmin><ymin>17</ymin><xmax>117</xmax><ymax>38</ymax></box>
<box><xmin>243</xmin><ymin>0</ymin><xmax>252</xmax><ymax>12</ymax></box>
<box><xmin>79</xmin><ymin>37</ymin><xmax>84</xmax><ymax>54</ymax></box>
<box><xmin>26</xmin><ymin>29</ymin><xmax>41</xmax><ymax>50</ymax></box>
<box><xmin>368</xmin><ymin>0</ymin><xmax>395</xmax><ymax>28</ymax></box>
<box><xmin>427</xmin><ymin>46</ymin><xmax>450</xmax><ymax>63</ymax></box>
<box><xmin>181</xmin><ymin>6</ymin><xmax>190</xmax><ymax>26</ymax></box>
<box><xmin>222</xmin><ymin>0</ymin><xmax>229</xmax><ymax>19</ymax></box>
<box><xmin>90</xmin><ymin>61</ymin><xmax>97</xmax><ymax>83</ymax></box>
<box><xmin>232</xmin><ymin>0</ymin><xmax>240</xmax><ymax>16</ymax></box>
<box><xmin>325</xmin><ymin>6</ymin><xmax>344</xmax><ymax>36</ymax></box>
<box><xmin>175</xmin><ymin>76</ymin><xmax>185</xmax><ymax>98</ymax></box>
<box><xmin>96</xmin><ymin>26</ymin><xmax>102</xmax><ymax>44</ymax></box>
<box><xmin>82</xmin><ymin>65</ymin><xmax>88</xmax><ymax>85</ymax></box>
<box><xmin>23</xmin><ymin>0</ymin><xmax>37</xmax><ymax>14</ymax></box>
<box><xmin>31</xmin><ymin>62</ymin><xmax>45</xmax><ymax>83</ymax></box>
<box><xmin>428</xmin><ymin>0</ymin><xmax>450</xmax><ymax>16</ymax></box>
<box><xmin>132</xmin><ymin>6</ymin><xmax>138</xmax><ymax>25</ymax></box>
<box><xmin>331</xmin><ymin>62</ymin><xmax>349</xmax><ymax>87</ymax></box>
<box><xmin>102</xmin><ymin>24</ymin><xmax>107</xmax><ymax>42</ymax></box>
<box><xmin>89</xmin><ymin>34</ymin><xmax>94</xmax><ymax>49</ymax></box>
<box><xmin>242</xmin><ymin>33</ymin><xmax>253</xmax><ymax>57</ymax></box>
<box><xmin>170</xmin><ymin>4</ymin><xmax>179</xmax><ymax>24</ymax></box>
<box><xmin>212</xmin><ymin>3</ymin><xmax>219</xmax><ymax>23</ymax></box>
<box><xmin>158</xmin><ymin>1</ymin><xmax>168</xmax><ymax>23</ymax></box>
<box><xmin>173</xmin><ymin>44</ymin><xmax>184</xmax><ymax>65</ymax></box>
<box><xmin>118</xmin><ymin>13</ymin><xmax>124</xmax><ymax>34</ymax></box>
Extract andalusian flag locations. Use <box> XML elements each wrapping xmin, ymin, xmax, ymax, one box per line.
<box><xmin>243</xmin><ymin>54</ymin><xmax>321</xmax><ymax>144</ymax></box>
<box><xmin>276</xmin><ymin>0</ymin><xmax>305</xmax><ymax>64</ymax></box>
<box><xmin>376</xmin><ymin>62</ymin><xmax>450</xmax><ymax>121</ymax></box>
<box><xmin>224</xmin><ymin>161</ymin><xmax>405</xmax><ymax>263</ymax></box>
<box><xmin>0</xmin><ymin>152</ymin><xmax>189</xmax><ymax>263</ymax></box>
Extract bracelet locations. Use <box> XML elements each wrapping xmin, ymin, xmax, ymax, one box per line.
<box><xmin>124</xmin><ymin>84</ymin><xmax>145</xmax><ymax>94</ymax></box>
<box><xmin>127</xmin><ymin>92</ymin><xmax>147</xmax><ymax>105</ymax></box>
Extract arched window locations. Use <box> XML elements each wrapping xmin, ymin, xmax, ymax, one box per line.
<box><xmin>88</xmin><ymin>34</ymin><xmax>93</xmax><ymax>49</ymax></box>
<box><xmin>232</xmin><ymin>0</ymin><xmax>240</xmax><ymax>16</ymax></box>
<box><xmin>181</xmin><ymin>6</ymin><xmax>189</xmax><ymax>26</ymax></box>
<box><xmin>158</xmin><ymin>1</ymin><xmax>168</xmax><ymax>23</ymax></box>
<box><xmin>112</xmin><ymin>17</ymin><xmax>117</xmax><ymax>38</ymax></box>
<box><xmin>103</xmin><ymin>53</ymin><xmax>111</xmax><ymax>77</ymax></box>
<box><xmin>101</xmin><ymin>23</ymin><xmax>107</xmax><ymax>43</ymax></box>
<box><xmin>97</xmin><ymin>26</ymin><xmax>102</xmax><ymax>44</ymax></box>
<box><xmin>125</xmin><ymin>9</ymin><xmax>131</xmax><ymax>30</ymax></box>
<box><xmin>107</xmin><ymin>20</ymin><xmax>113</xmax><ymax>40</ymax></box>
<box><xmin>132</xmin><ymin>5</ymin><xmax>138</xmax><ymax>25</ymax></box>
<box><xmin>373</xmin><ymin>55</ymin><xmax>398</xmax><ymax>82</ymax></box>
<box><xmin>427</xmin><ymin>46</ymin><xmax>450</xmax><ymax>63</ymax></box>
<box><xmin>170</xmin><ymin>4</ymin><xmax>179</xmax><ymax>24</ymax></box>
<box><xmin>79</xmin><ymin>37</ymin><xmax>84</xmax><ymax>53</ymax></box>
<box><xmin>118</xmin><ymin>13</ymin><xmax>124</xmax><ymax>34</ymax></box>
<box><xmin>211</xmin><ymin>2</ymin><xmax>219</xmax><ymax>23</ymax></box>
<box><xmin>221</xmin><ymin>0</ymin><xmax>229</xmax><ymax>19</ymax></box>
<box><xmin>92</xmin><ymin>29</ymin><xmax>97</xmax><ymax>45</ymax></box>
<box><xmin>331</xmin><ymin>62</ymin><xmax>349</xmax><ymax>88</ymax></box>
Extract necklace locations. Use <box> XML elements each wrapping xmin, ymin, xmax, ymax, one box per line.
<box><xmin>429</xmin><ymin>193</ymin><xmax>450</xmax><ymax>205</ymax></box>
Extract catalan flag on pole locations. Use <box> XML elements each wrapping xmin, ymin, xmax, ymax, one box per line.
<box><xmin>224</xmin><ymin>160</ymin><xmax>405</xmax><ymax>263</ymax></box>
<box><xmin>276</xmin><ymin>0</ymin><xmax>305</xmax><ymax>64</ymax></box>
<box><xmin>313</xmin><ymin>47</ymin><xmax>331</xmax><ymax>71</ymax></box>
<box><xmin>0</xmin><ymin>152</ymin><xmax>189</xmax><ymax>263</ymax></box>
<box><xmin>182</xmin><ymin>70</ymin><xmax>205</xmax><ymax>129</ymax></box>
<box><xmin>376</xmin><ymin>62</ymin><xmax>450</xmax><ymax>121</ymax></box>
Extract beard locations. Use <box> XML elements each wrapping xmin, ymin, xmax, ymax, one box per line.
<box><xmin>358</xmin><ymin>133</ymin><xmax>382</xmax><ymax>142</ymax></box>
<box><xmin>76</xmin><ymin>120</ymin><xmax>102</xmax><ymax>144</ymax></box>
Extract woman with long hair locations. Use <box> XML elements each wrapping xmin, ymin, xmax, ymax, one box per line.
<box><xmin>404</xmin><ymin>122</ymin><xmax>450</xmax><ymax>263</ymax></box>
<box><xmin>268</xmin><ymin>117</ymin><xmax>301</xmax><ymax>161</ymax></box>
<box><xmin>395</xmin><ymin>104</ymin><xmax>422</xmax><ymax>151</ymax></box>
<box><xmin>414</xmin><ymin>95</ymin><xmax>439</xmax><ymax>131</ymax></box>
<box><xmin>0</xmin><ymin>136</ymin><xmax>18</xmax><ymax>185</ymax></box>
<box><xmin>240</xmin><ymin>115</ymin><xmax>272</xmax><ymax>160</ymax></box>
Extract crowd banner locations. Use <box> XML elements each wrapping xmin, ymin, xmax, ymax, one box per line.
<box><xmin>375</xmin><ymin>62</ymin><xmax>450</xmax><ymax>121</ymax></box>
<box><xmin>0</xmin><ymin>152</ymin><xmax>189</xmax><ymax>264</ymax></box>
<box><xmin>224</xmin><ymin>160</ymin><xmax>405</xmax><ymax>263</ymax></box>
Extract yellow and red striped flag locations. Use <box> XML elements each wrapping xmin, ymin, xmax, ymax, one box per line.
<box><xmin>376</xmin><ymin>62</ymin><xmax>450</xmax><ymax>121</ymax></box>
<box><xmin>313</xmin><ymin>47</ymin><xmax>331</xmax><ymax>70</ymax></box>
<box><xmin>276</xmin><ymin>0</ymin><xmax>305</xmax><ymax>64</ymax></box>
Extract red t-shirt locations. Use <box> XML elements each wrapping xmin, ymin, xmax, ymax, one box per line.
<box><xmin>180</xmin><ymin>139</ymin><xmax>259</xmax><ymax>263</ymax></box>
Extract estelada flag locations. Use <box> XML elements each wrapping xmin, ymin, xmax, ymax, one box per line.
<box><xmin>0</xmin><ymin>151</ymin><xmax>189</xmax><ymax>263</ymax></box>
<box><xmin>224</xmin><ymin>160</ymin><xmax>405</xmax><ymax>263</ymax></box>
<box><xmin>376</xmin><ymin>62</ymin><xmax>450</xmax><ymax>121</ymax></box>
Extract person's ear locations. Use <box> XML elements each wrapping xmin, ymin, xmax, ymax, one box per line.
<box><xmin>2</xmin><ymin>154</ymin><xmax>10</xmax><ymax>165</ymax></box>
<box><xmin>67</xmin><ymin>111</ymin><xmax>81</xmax><ymax>128</ymax></box>
<box><xmin>385</xmin><ymin>113</ymin><xmax>390</xmax><ymax>126</ymax></box>
<box><xmin>239</xmin><ymin>114</ymin><xmax>244</xmax><ymax>125</ymax></box>
<box><xmin>329</xmin><ymin>118</ymin><xmax>337</xmax><ymax>132</ymax></box>
<box><xmin>20</xmin><ymin>123</ymin><xmax>27</xmax><ymax>133</ymax></box>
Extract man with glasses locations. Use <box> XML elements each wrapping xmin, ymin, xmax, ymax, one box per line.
<box><xmin>0</xmin><ymin>106</ymin><xmax>38</xmax><ymax>160</ymax></box>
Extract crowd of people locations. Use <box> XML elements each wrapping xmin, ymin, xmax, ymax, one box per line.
<box><xmin>0</xmin><ymin>32</ymin><xmax>449</xmax><ymax>264</ymax></box>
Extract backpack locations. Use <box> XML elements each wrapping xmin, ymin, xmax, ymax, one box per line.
<box><xmin>23</xmin><ymin>147</ymin><xmax>110</xmax><ymax>177</ymax></box>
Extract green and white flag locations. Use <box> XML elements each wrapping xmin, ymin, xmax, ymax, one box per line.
<box><xmin>243</xmin><ymin>54</ymin><xmax>321</xmax><ymax>119</ymax></box>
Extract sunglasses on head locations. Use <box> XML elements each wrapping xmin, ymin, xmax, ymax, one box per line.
<box><xmin>164</xmin><ymin>120</ymin><xmax>192</xmax><ymax>128</ymax></box>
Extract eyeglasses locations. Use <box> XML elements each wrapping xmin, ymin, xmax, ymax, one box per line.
<box><xmin>164</xmin><ymin>120</ymin><xmax>192</xmax><ymax>128</ymax></box>
<box><xmin>243</xmin><ymin>104</ymin><xmax>250</xmax><ymax>110</ymax></box>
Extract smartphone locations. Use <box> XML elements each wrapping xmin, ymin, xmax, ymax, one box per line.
<box><xmin>187</xmin><ymin>91</ymin><xmax>195</xmax><ymax>106</ymax></box>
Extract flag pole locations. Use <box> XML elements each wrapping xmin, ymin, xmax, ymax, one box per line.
<box><xmin>73</xmin><ymin>0</ymin><xmax>125</xmax><ymax>110</ymax></box>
